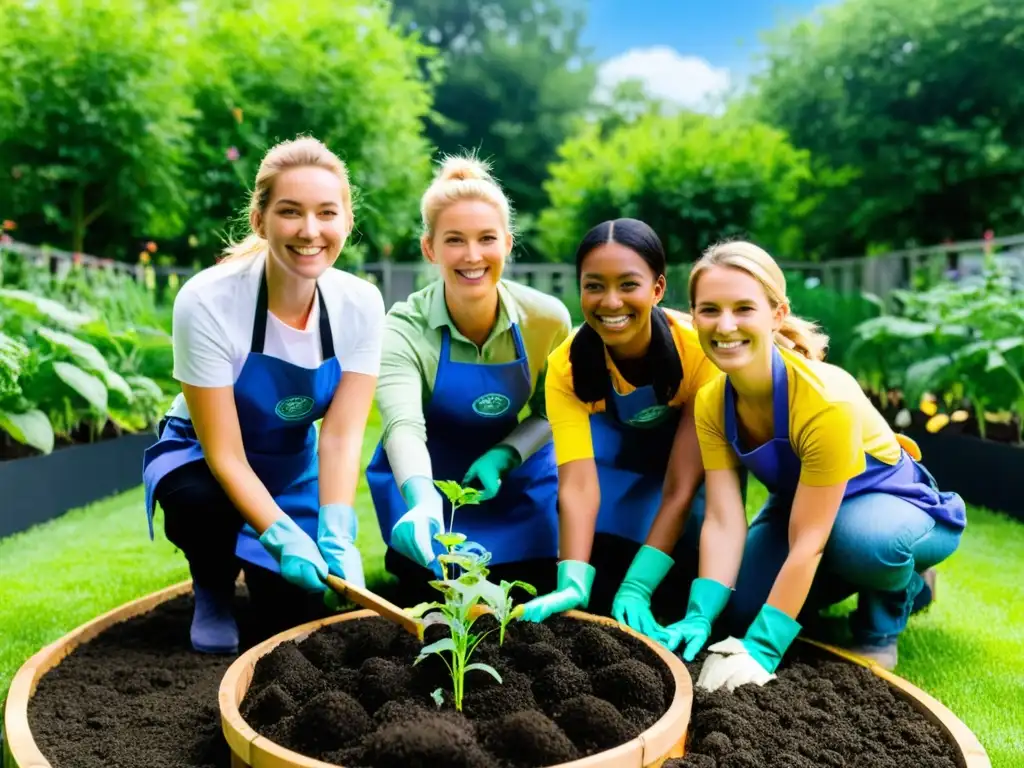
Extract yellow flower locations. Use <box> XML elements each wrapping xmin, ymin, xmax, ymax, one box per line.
<box><xmin>919</xmin><ymin>398</ymin><xmax>938</xmax><ymax>416</ymax></box>
<box><xmin>925</xmin><ymin>414</ymin><xmax>949</xmax><ymax>433</ymax></box>
<box><xmin>950</xmin><ymin>410</ymin><xmax>969</xmax><ymax>423</ymax></box>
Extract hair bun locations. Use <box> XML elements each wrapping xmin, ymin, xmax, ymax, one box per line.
<box><xmin>438</xmin><ymin>155</ymin><xmax>492</xmax><ymax>183</ymax></box>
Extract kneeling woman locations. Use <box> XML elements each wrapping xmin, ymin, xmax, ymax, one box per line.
<box><xmin>676</xmin><ymin>240</ymin><xmax>965</xmax><ymax>691</ymax></box>
<box><xmin>366</xmin><ymin>156</ymin><xmax>572</xmax><ymax>603</ymax></box>
<box><xmin>143</xmin><ymin>137</ymin><xmax>384</xmax><ymax>653</ymax></box>
<box><xmin>521</xmin><ymin>218</ymin><xmax>725</xmax><ymax>628</ymax></box>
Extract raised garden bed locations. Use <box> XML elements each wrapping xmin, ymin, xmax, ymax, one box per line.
<box><xmin>5</xmin><ymin>582</ymin><xmax>990</xmax><ymax>768</ymax></box>
<box><xmin>0</xmin><ymin>430</ymin><xmax>156</xmax><ymax>538</ymax></box>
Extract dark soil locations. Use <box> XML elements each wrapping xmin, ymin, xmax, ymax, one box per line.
<box><xmin>24</xmin><ymin>590</ymin><xmax>962</xmax><ymax>768</ymax></box>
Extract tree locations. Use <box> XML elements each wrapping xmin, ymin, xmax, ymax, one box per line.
<box><xmin>179</xmin><ymin>0</ymin><xmax>438</xmax><ymax>266</ymax></box>
<box><xmin>537</xmin><ymin>111</ymin><xmax>831</xmax><ymax>264</ymax></box>
<box><xmin>749</xmin><ymin>0</ymin><xmax>1024</xmax><ymax>256</ymax></box>
<box><xmin>389</xmin><ymin>0</ymin><xmax>598</xmax><ymax>260</ymax></box>
<box><xmin>0</xmin><ymin>0</ymin><xmax>195</xmax><ymax>257</ymax></box>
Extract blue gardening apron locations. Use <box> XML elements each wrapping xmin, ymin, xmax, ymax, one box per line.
<box><xmin>365</xmin><ymin>323</ymin><xmax>559</xmax><ymax>565</ymax></box>
<box><xmin>591</xmin><ymin>377</ymin><xmax>683</xmax><ymax>544</ymax></box>
<box><xmin>724</xmin><ymin>346</ymin><xmax>966</xmax><ymax>530</ymax></box>
<box><xmin>141</xmin><ymin>267</ymin><xmax>343</xmax><ymax>572</ymax></box>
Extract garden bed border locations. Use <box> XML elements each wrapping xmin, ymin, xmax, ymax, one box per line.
<box><xmin>0</xmin><ymin>432</ymin><xmax>157</xmax><ymax>539</ymax></box>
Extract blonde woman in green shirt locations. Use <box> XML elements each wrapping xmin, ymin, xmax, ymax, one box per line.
<box><xmin>366</xmin><ymin>155</ymin><xmax>572</xmax><ymax>602</ymax></box>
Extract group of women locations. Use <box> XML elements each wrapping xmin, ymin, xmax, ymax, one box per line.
<box><xmin>142</xmin><ymin>136</ymin><xmax>966</xmax><ymax>694</ymax></box>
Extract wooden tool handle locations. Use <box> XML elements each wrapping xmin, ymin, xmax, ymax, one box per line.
<box><xmin>324</xmin><ymin>574</ymin><xmax>423</xmax><ymax>639</ymax></box>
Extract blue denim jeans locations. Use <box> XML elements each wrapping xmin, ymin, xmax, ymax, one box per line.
<box><xmin>723</xmin><ymin>491</ymin><xmax>964</xmax><ymax>646</ymax></box>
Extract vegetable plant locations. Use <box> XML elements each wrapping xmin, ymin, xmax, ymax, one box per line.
<box><xmin>407</xmin><ymin>479</ymin><xmax>537</xmax><ymax>711</ymax></box>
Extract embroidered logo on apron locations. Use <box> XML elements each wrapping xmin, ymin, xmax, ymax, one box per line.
<box><xmin>275</xmin><ymin>395</ymin><xmax>315</xmax><ymax>421</ymax></box>
<box><xmin>472</xmin><ymin>392</ymin><xmax>512</xmax><ymax>417</ymax></box>
<box><xmin>627</xmin><ymin>404</ymin><xmax>672</xmax><ymax>427</ymax></box>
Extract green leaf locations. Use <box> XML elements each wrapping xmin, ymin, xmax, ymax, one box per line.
<box><xmin>419</xmin><ymin>637</ymin><xmax>457</xmax><ymax>657</ymax></box>
<box><xmin>464</xmin><ymin>663</ymin><xmax>502</xmax><ymax>684</ymax></box>
<box><xmin>103</xmin><ymin>369</ymin><xmax>135</xmax><ymax>403</ymax></box>
<box><xmin>434</xmin><ymin>479</ymin><xmax>466</xmax><ymax>504</ymax></box>
<box><xmin>126</xmin><ymin>375</ymin><xmax>164</xmax><ymax>399</ymax></box>
<box><xmin>0</xmin><ymin>408</ymin><xmax>55</xmax><ymax>454</ymax></box>
<box><xmin>430</xmin><ymin>688</ymin><xmax>444</xmax><ymax>708</ymax></box>
<box><xmin>905</xmin><ymin>355</ymin><xmax>951</xmax><ymax>397</ymax></box>
<box><xmin>435</xmin><ymin>531</ymin><xmax>467</xmax><ymax>550</ymax></box>
<box><xmin>407</xmin><ymin>601</ymin><xmax>444</xmax><ymax>618</ymax></box>
<box><xmin>0</xmin><ymin>289</ymin><xmax>95</xmax><ymax>329</ymax></box>
<box><xmin>36</xmin><ymin>327</ymin><xmax>110</xmax><ymax>373</ymax></box>
<box><xmin>52</xmin><ymin>361</ymin><xmax>108</xmax><ymax>412</ymax></box>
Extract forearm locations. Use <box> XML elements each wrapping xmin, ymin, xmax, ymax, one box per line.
<box><xmin>499</xmin><ymin>415</ymin><xmax>551</xmax><ymax>462</ymax></box>
<box><xmin>557</xmin><ymin>464</ymin><xmax>600</xmax><ymax>562</ymax></box>
<box><xmin>766</xmin><ymin>544</ymin><xmax>824</xmax><ymax>618</ymax></box>
<box><xmin>384</xmin><ymin>430</ymin><xmax>433</xmax><ymax>488</ymax></box>
<box><xmin>207</xmin><ymin>456</ymin><xmax>284</xmax><ymax>534</ymax></box>
<box><xmin>698</xmin><ymin>507</ymin><xmax>747</xmax><ymax>587</ymax></box>
<box><xmin>645</xmin><ymin>404</ymin><xmax>704</xmax><ymax>551</ymax></box>
<box><xmin>318</xmin><ymin>432</ymin><xmax>364</xmax><ymax>508</ymax></box>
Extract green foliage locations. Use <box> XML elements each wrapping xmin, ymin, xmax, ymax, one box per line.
<box><xmin>180</xmin><ymin>0</ymin><xmax>438</xmax><ymax>264</ymax></box>
<box><xmin>749</xmin><ymin>0</ymin><xmax>1024</xmax><ymax>256</ymax></box>
<box><xmin>537</xmin><ymin>111</ymin><xmax>836</xmax><ymax>263</ymax></box>
<box><xmin>0</xmin><ymin>257</ymin><xmax>174</xmax><ymax>453</ymax></box>
<box><xmin>408</xmin><ymin>479</ymin><xmax>536</xmax><ymax>710</ymax></box>
<box><xmin>0</xmin><ymin>0</ymin><xmax>195</xmax><ymax>255</ymax></box>
<box><xmin>848</xmin><ymin>257</ymin><xmax>1024</xmax><ymax>441</ymax></box>
<box><xmin>389</xmin><ymin>0</ymin><xmax>598</xmax><ymax>258</ymax></box>
<box><xmin>784</xmin><ymin>275</ymin><xmax>883</xmax><ymax>368</ymax></box>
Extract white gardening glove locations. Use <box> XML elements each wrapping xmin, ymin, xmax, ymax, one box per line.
<box><xmin>696</xmin><ymin>637</ymin><xmax>777</xmax><ymax>692</ymax></box>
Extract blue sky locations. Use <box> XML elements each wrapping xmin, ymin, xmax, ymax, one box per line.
<box><xmin>581</xmin><ymin>0</ymin><xmax>826</xmax><ymax>109</ymax></box>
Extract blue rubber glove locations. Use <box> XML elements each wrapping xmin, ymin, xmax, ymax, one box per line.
<box><xmin>520</xmin><ymin>560</ymin><xmax>595</xmax><ymax>623</ymax></box>
<box><xmin>391</xmin><ymin>476</ymin><xmax>444</xmax><ymax>570</ymax></box>
<box><xmin>259</xmin><ymin>515</ymin><xmax>330</xmax><ymax>593</ymax></box>
<box><xmin>317</xmin><ymin>503</ymin><xmax>365</xmax><ymax>588</ymax></box>
<box><xmin>462</xmin><ymin>445</ymin><xmax>522</xmax><ymax>501</ymax></box>
<box><xmin>697</xmin><ymin>604</ymin><xmax>802</xmax><ymax>692</ymax></box>
<box><xmin>611</xmin><ymin>545</ymin><xmax>674</xmax><ymax>644</ymax></box>
<box><xmin>660</xmin><ymin>577</ymin><xmax>732</xmax><ymax>661</ymax></box>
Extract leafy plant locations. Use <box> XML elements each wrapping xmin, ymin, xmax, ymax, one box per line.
<box><xmin>406</xmin><ymin>480</ymin><xmax>537</xmax><ymax>710</ymax></box>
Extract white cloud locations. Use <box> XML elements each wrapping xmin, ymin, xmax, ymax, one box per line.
<box><xmin>595</xmin><ymin>46</ymin><xmax>731</xmax><ymax>113</ymax></box>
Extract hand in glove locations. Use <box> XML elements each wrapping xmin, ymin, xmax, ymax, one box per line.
<box><xmin>462</xmin><ymin>445</ymin><xmax>521</xmax><ymax>501</ymax></box>
<box><xmin>659</xmin><ymin>577</ymin><xmax>732</xmax><ymax>661</ymax></box>
<box><xmin>611</xmin><ymin>545</ymin><xmax>674</xmax><ymax>644</ymax></box>
<box><xmin>317</xmin><ymin>503</ymin><xmax>365</xmax><ymax>588</ymax></box>
<box><xmin>696</xmin><ymin>604</ymin><xmax>801</xmax><ymax>692</ymax></box>
<box><xmin>519</xmin><ymin>560</ymin><xmax>595</xmax><ymax>623</ymax></box>
<box><xmin>259</xmin><ymin>515</ymin><xmax>329</xmax><ymax>593</ymax></box>
<box><xmin>390</xmin><ymin>476</ymin><xmax>445</xmax><ymax>571</ymax></box>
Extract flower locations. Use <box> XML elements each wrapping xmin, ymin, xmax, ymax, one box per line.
<box><xmin>1</xmin><ymin>220</ymin><xmax>15</xmax><ymax>231</ymax></box>
<box><xmin>226</xmin><ymin>146</ymin><xmax>240</xmax><ymax>162</ymax></box>
<box><xmin>919</xmin><ymin>394</ymin><xmax>938</xmax><ymax>417</ymax></box>
<box><xmin>925</xmin><ymin>414</ymin><xmax>950</xmax><ymax>433</ymax></box>
<box><xmin>146</xmin><ymin>240</ymin><xmax>158</xmax><ymax>253</ymax></box>
<box><xmin>232</xmin><ymin>107</ymin><xmax>243</xmax><ymax>124</ymax></box>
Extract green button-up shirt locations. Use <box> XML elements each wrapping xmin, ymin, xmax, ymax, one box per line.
<box><xmin>376</xmin><ymin>277</ymin><xmax>572</xmax><ymax>487</ymax></box>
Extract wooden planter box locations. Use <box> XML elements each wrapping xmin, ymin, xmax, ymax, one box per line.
<box><xmin>906</xmin><ymin>428</ymin><xmax>1024</xmax><ymax>522</ymax></box>
<box><xmin>0</xmin><ymin>432</ymin><xmax>155</xmax><ymax>539</ymax></box>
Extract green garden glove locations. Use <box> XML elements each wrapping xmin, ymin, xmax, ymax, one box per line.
<box><xmin>659</xmin><ymin>577</ymin><xmax>732</xmax><ymax>661</ymax></box>
<box><xmin>462</xmin><ymin>445</ymin><xmax>521</xmax><ymax>501</ymax></box>
<box><xmin>611</xmin><ymin>545</ymin><xmax>675</xmax><ymax>643</ymax></box>
<box><xmin>696</xmin><ymin>604</ymin><xmax>802</xmax><ymax>692</ymax></box>
<box><xmin>519</xmin><ymin>560</ymin><xmax>595</xmax><ymax>623</ymax></box>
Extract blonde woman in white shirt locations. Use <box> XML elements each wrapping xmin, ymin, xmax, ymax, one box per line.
<box><xmin>142</xmin><ymin>137</ymin><xmax>384</xmax><ymax>654</ymax></box>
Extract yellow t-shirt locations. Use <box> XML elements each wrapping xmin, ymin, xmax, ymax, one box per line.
<box><xmin>694</xmin><ymin>346</ymin><xmax>902</xmax><ymax>487</ymax></box>
<box><xmin>546</xmin><ymin>308</ymin><xmax>720</xmax><ymax>466</ymax></box>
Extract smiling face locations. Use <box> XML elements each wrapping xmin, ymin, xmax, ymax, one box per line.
<box><xmin>579</xmin><ymin>241</ymin><xmax>666</xmax><ymax>358</ymax></box>
<box><xmin>691</xmin><ymin>264</ymin><xmax>787</xmax><ymax>372</ymax></box>
<box><xmin>423</xmin><ymin>198</ymin><xmax>512</xmax><ymax>303</ymax></box>
<box><xmin>251</xmin><ymin>166</ymin><xmax>349</xmax><ymax>280</ymax></box>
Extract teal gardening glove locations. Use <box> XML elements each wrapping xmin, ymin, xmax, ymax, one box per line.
<box><xmin>659</xmin><ymin>577</ymin><xmax>733</xmax><ymax>661</ymax></box>
<box><xmin>462</xmin><ymin>445</ymin><xmax>522</xmax><ymax>501</ymax></box>
<box><xmin>696</xmin><ymin>604</ymin><xmax>802</xmax><ymax>692</ymax></box>
<box><xmin>611</xmin><ymin>545</ymin><xmax>676</xmax><ymax>643</ymax></box>
<box><xmin>391</xmin><ymin>475</ymin><xmax>444</xmax><ymax>571</ymax></box>
<box><xmin>520</xmin><ymin>560</ymin><xmax>595</xmax><ymax>623</ymax></box>
<box><xmin>259</xmin><ymin>515</ymin><xmax>330</xmax><ymax>593</ymax></box>
<box><xmin>317</xmin><ymin>503</ymin><xmax>365</xmax><ymax>588</ymax></box>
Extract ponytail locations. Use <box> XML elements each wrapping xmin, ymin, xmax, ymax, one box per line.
<box><xmin>569</xmin><ymin>306</ymin><xmax>683</xmax><ymax>404</ymax></box>
<box><xmin>775</xmin><ymin>315</ymin><xmax>829</xmax><ymax>361</ymax></box>
<box><xmin>219</xmin><ymin>233</ymin><xmax>267</xmax><ymax>263</ymax></box>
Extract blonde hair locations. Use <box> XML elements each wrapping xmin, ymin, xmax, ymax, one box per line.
<box><xmin>420</xmin><ymin>154</ymin><xmax>513</xmax><ymax>243</ymax></box>
<box><xmin>220</xmin><ymin>136</ymin><xmax>354</xmax><ymax>262</ymax></box>
<box><xmin>688</xmin><ymin>240</ymin><xmax>830</xmax><ymax>361</ymax></box>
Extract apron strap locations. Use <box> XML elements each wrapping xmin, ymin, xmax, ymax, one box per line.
<box><xmin>250</xmin><ymin>266</ymin><xmax>335</xmax><ymax>360</ymax></box>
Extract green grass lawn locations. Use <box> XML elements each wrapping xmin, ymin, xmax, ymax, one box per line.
<box><xmin>1</xmin><ymin>407</ymin><xmax>1022</xmax><ymax>766</ymax></box>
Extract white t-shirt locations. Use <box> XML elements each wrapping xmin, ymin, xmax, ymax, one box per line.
<box><xmin>165</xmin><ymin>251</ymin><xmax>385</xmax><ymax>420</ymax></box>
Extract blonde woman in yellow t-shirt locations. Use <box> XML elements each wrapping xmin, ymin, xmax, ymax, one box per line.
<box><xmin>667</xmin><ymin>240</ymin><xmax>965</xmax><ymax>692</ymax></box>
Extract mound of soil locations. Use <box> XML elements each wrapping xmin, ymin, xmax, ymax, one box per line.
<box><xmin>23</xmin><ymin>589</ymin><xmax>962</xmax><ymax>768</ymax></box>
<box><xmin>237</xmin><ymin>611</ymin><xmax>672</xmax><ymax>767</ymax></box>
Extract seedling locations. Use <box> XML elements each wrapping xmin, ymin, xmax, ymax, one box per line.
<box><xmin>406</xmin><ymin>479</ymin><xmax>537</xmax><ymax>710</ymax></box>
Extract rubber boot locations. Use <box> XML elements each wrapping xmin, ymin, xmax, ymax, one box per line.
<box><xmin>190</xmin><ymin>583</ymin><xmax>239</xmax><ymax>654</ymax></box>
